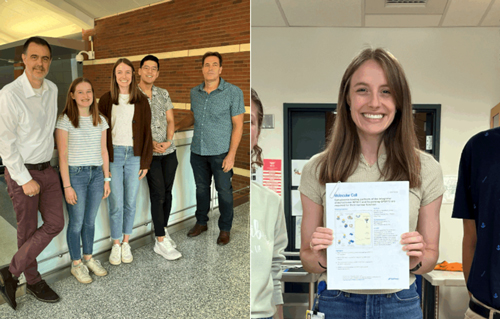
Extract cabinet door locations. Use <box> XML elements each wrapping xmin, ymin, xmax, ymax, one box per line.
<box><xmin>491</xmin><ymin>102</ymin><xmax>500</xmax><ymax>128</ymax></box>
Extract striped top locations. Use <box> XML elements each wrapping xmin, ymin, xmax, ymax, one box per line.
<box><xmin>56</xmin><ymin>114</ymin><xmax>109</xmax><ymax>166</ymax></box>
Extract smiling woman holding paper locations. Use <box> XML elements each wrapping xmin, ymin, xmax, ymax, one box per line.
<box><xmin>299</xmin><ymin>48</ymin><xmax>445</xmax><ymax>319</ymax></box>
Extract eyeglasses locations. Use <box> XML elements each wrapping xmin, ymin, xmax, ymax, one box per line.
<box><xmin>142</xmin><ymin>66</ymin><xmax>158</xmax><ymax>72</ymax></box>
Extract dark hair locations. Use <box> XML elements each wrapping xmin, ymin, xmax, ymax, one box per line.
<box><xmin>251</xmin><ymin>89</ymin><xmax>264</xmax><ymax>167</ymax></box>
<box><xmin>202</xmin><ymin>52</ymin><xmax>222</xmax><ymax>66</ymax></box>
<box><xmin>140</xmin><ymin>55</ymin><xmax>159</xmax><ymax>70</ymax></box>
<box><xmin>110</xmin><ymin>58</ymin><xmax>142</xmax><ymax>105</ymax></box>
<box><xmin>23</xmin><ymin>37</ymin><xmax>52</xmax><ymax>58</ymax></box>
<box><xmin>60</xmin><ymin>77</ymin><xmax>102</xmax><ymax>128</ymax></box>
<box><xmin>317</xmin><ymin>48</ymin><xmax>421</xmax><ymax>188</ymax></box>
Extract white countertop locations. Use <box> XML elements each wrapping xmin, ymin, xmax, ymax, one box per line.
<box><xmin>422</xmin><ymin>270</ymin><xmax>466</xmax><ymax>287</ymax></box>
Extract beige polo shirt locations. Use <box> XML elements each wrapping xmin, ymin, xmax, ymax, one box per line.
<box><xmin>299</xmin><ymin>150</ymin><xmax>445</xmax><ymax>294</ymax></box>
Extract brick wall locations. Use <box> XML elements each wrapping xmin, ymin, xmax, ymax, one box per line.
<box><xmin>82</xmin><ymin>0</ymin><xmax>250</xmax><ymax>206</ymax></box>
<box><xmin>89</xmin><ymin>0</ymin><xmax>249</xmax><ymax>60</ymax></box>
<box><xmin>233</xmin><ymin>173</ymin><xmax>250</xmax><ymax>207</ymax></box>
<box><xmin>236</xmin><ymin>113</ymin><xmax>250</xmax><ymax>171</ymax></box>
<box><xmin>84</xmin><ymin>53</ymin><xmax>249</xmax><ymax>103</ymax></box>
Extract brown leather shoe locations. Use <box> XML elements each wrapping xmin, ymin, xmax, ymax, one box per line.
<box><xmin>187</xmin><ymin>224</ymin><xmax>208</xmax><ymax>237</ymax></box>
<box><xmin>217</xmin><ymin>231</ymin><xmax>230</xmax><ymax>245</ymax></box>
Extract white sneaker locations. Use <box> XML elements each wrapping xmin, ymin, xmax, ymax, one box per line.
<box><xmin>84</xmin><ymin>258</ymin><xmax>107</xmax><ymax>276</ymax></box>
<box><xmin>164</xmin><ymin>227</ymin><xmax>177</xmax><ymax>248</ymax></box>
<box><xmin>109</xmin><ymin>244</ymin><xmax>121</xmax><ymax>265</ymax></box>
<box><xmin>154</xmin><ymin>239</ymin><xmax>182</xmax><ymax>261</ymax></box>
<box><xmin>71</xmin><ymin>262</ymin><xmax>92</xmax><ymax>284</ymax></box>
<box><xmin>121</xmin><ymin>242</ymin><xmax>133</xmax><ymax>263</ymax></box>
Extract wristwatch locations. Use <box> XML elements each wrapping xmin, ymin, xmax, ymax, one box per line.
<box><xmin>410</xmin><ymin>262</ymin><xmax>422</xmax><ymax>273</ymax></box>
<box><xmin>167</xmin><ymin>139</ymin><xmax>174</xmax><ymax>145</ymax></box>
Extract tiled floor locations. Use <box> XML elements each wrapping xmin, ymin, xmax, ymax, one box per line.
<box><xmin>0</xmin><ymin>203</ymin><xmax>250</xmax><ymax>319</ymax></box>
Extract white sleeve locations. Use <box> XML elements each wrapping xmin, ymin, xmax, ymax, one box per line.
<box><xmin>272</xmin><ymin>199</ymin><xmax>288</xmax><ymax>305</ymax></box>
<box><xmin>0</xmin><ymin>91</ymin><xmax>32</xmax><ymax>185</ymax></box>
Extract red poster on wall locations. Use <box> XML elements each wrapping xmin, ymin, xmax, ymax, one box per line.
<box><xmin>262</xmin><ymin>159</ymin><xmax>282</xmax><ymax>195</ymax></box>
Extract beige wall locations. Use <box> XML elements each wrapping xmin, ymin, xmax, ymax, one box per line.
<box><xmin>252</xmin><ymin>27</ymin><xmax>500</xmax><ymax>318</ymax></box>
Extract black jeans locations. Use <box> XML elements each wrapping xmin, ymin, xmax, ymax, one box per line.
<box><xmin>190</xmin><ymin>152</ymin><xmax>233</xmax><ymax>232</ymax></box>
<box><xmin>146</xmin><ymin>151</ymin><xmax>178</xmax><ymax>237</ymax></box>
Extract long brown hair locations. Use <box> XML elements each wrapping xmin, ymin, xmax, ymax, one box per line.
<box><xmin>61</xmin><ymin>77</ymin><xmax>101</xmax><ymax>128</ymax></box>
<box><xmin>110</xmin><ymin>58</ymin><xmax>142</xmax><ymax>105</ymax></box>
<box><xmin>251</xmin><ymin>88</ymin><xmax>264</xmax><ymax>167</ymax></box>
<box><xmin>318</xmin><ymin>48</ymin><xmax>421</xmax><ymax>188</ymax></box>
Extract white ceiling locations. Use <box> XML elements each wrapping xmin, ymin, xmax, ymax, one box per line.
<box><xmin>252</xmin><ymin>0</ymin><xmax>500</xmax><ymax>27</ymax></box>
<box><xmin>0</xmin><ymin>0</ymin><xmax>169</xmax><ymax>46</ymax></box>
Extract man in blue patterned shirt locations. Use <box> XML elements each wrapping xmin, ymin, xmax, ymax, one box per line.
<box><xmin>176</xmin><ymin>52</ymin><xmax>245</xmax><ymax>245</ymax></box>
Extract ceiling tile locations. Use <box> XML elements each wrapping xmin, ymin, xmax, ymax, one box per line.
<box><xmin>37</xmin><ymin>25</ymin><xmax>84</xmax><ymax>39</ymax></box>
<box><xmin>280</xmin><ymin>0</ymin><xmax>362</xmax><ymax>27</ymax></box>
<box><xmin>441</xmin><ymin>0</ymin><xmax>491</xmax><ymax>26</ymax></box>
<box><xmin>481</xmin><ymin>0</ymin><xmax>500</xmax><ymax>26</ymax></box>
<box><xmin>365</xmin><ymin>14</ymin><xmax>441</xmax><ymax>27</ymax></box>
<box><xmin>252</xmin><ymin>0</ymin><xmax>287</xmax><ymax>27</ymax></box>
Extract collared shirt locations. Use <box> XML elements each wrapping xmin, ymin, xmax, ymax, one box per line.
<box><xmin>138</xmin><ymin>85</ymin><xmax>176</xmax><ymax>156</ymax></box>
<box><xmin>190</xmin><ymin>77</ymin><xmax>245</xmax><ymax>156</ymax></box>
<box><xmin>452</xmin><ymin>128</ymin><xmax>500</xmax><ymax>309</ymax></box>
<box><xmin>0</xmin><ymin>71</ymin><xmax>58</xmax><ymax>186</ymax></box>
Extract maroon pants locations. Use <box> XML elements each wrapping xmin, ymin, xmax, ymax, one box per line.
<box><xmin>4</xmin><ymin>166</ymin><xmax>64</xmax><ymax>285</ymax></box>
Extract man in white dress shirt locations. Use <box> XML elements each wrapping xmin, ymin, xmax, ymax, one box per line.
<box><xmin>0</xmin><ymin>36</ymin><xmax>64</xmax><ymax>310</ymax></box>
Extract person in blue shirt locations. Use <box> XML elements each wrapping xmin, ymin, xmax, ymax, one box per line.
<box><xmin>453</xmin><ymin>129</ymin><xmax>500</xmax><ymax>318</ymax></box>
<box><xmin>175</xmin><ymin>51</ymin><xmax>245</xmax><ymax>245</ymax></box>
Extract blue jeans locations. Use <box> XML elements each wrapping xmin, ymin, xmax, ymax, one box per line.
<box><xmin>318</xmin><ymin>282</ymin><xmax>422</xmax><ymax>319</ymax></box>
<box><xmin>190</xmin><ymin>152</ymin><xmax>233</xmax><ymax>232</ymax></box>
<box><xmin>66</xmin><ymin>166</ymin><xmax>104</xmax><ymax>261</ymax></box>
<box><xmin>108</xmin><ymin>146</ymin><xmax>141</xmax><ymax>240</ymax></box>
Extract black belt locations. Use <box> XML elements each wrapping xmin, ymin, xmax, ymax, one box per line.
<box><xmin>470</xmin><ymin>299</ymin><xmax>500</xmax><ymax>319</ymax></box>
<box><xmin>25</xmin><ymin>161</ymin><xmax>51</xmax><ymax>171</ymax></box>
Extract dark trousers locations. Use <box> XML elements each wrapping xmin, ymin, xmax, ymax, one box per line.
<box><xmin>4</xmin><ymin>166</ymin><xmax>64</xmax><ymax>285</ymax></box>
<box><xmin>146</xmin><ymin>151</ymin><xmax>178</xmax><ymax>237</ymax></box>
<box><xmin>190</xmin><ymin>152</ymin><xmax>233</xmax><ymax>232</ymax></box>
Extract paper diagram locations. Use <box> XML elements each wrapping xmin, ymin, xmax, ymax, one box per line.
<box><xmin>334</xmin><ymin>212</ymin><xmax>372</xmax><ymax>247</ymax></box>
<box><xmin>291</xmin><ymin>190</ymin><xmax>303</xmax><ymax>216</ymax></box>
<box><xmin>295</xmin><ymin>217</ymin><xmax>302</xmax><ymax>249</ymax></box>
<box><xmin>291</xmin><ymin>160</ymin><xmax>308</xmax><ymax>187</ymax></box>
